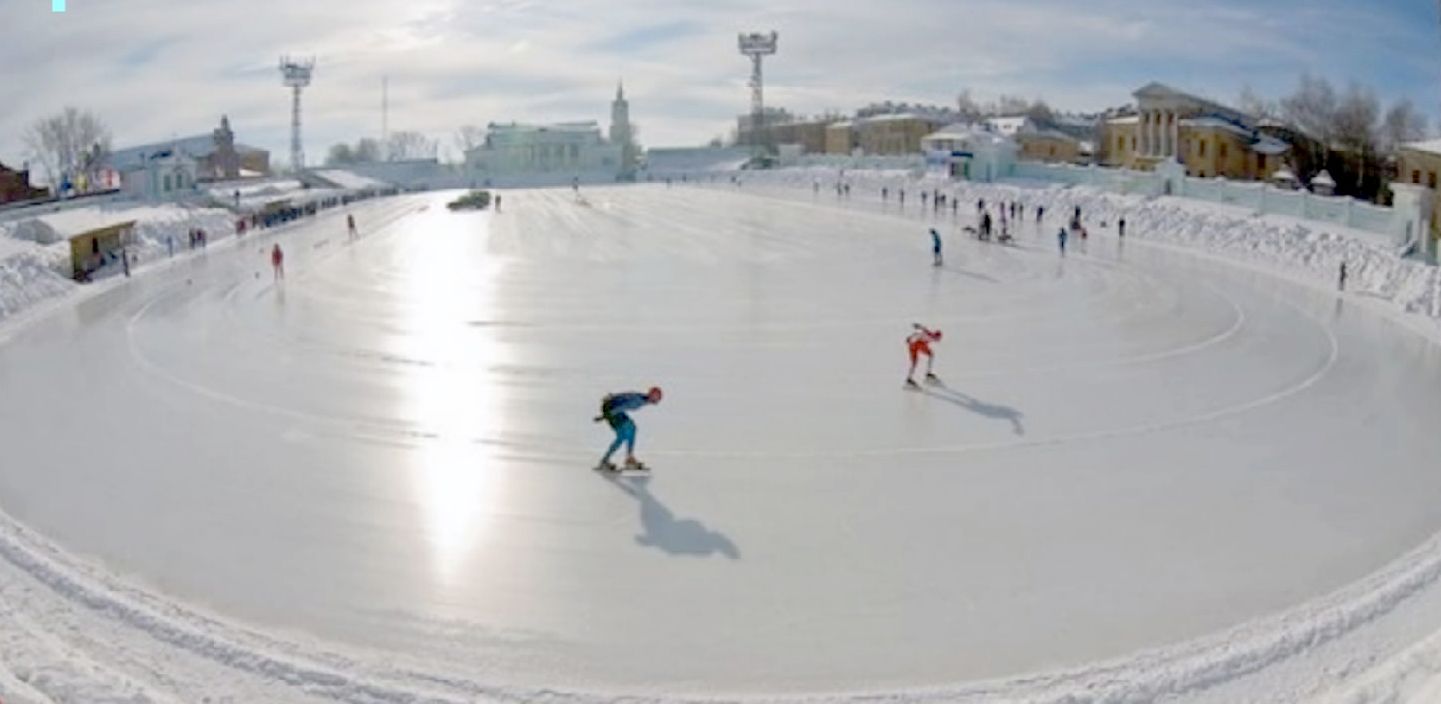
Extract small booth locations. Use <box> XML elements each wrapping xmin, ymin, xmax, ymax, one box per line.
<box><xmin>68</xmin><ymin>220</ymin><xmax>137</xmax><ymax>281</ymax></box>
<box><xmin>1309</xmin><ymin>170</ymin><xmax>1337</xmax><ymax>196</ymax></box>
<box><xmin>1270</xmin><ymin>168</ymin><xmax>1301</xmax><ymax>190</ymax></box>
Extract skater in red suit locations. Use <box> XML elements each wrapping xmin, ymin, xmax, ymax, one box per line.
<box><xmin>271</xmin><ymin>244</ymin><xmax>284</xmax><ymax>281</ymax></box>
<box><xmin>905</xmin><ymin>324</ymin><xmax>942</xmax><ymax>388</ymax></box>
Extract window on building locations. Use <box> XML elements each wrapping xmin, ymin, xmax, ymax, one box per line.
<box><xmin>1414</xmin><ymin>170</ymin><xmax>1422</xmax><ymax>184</ymax></box>
<box><xmin>1131</xmin><ymin>136</ymin><xmax>1137</xmax><ymax>151</ymax></box>
<box><xmin>1199</xmin><ymin>141</ymin><xmax>1206</xmax><ymax>157</ymax></box>
<box><xmin>1258</xmin><ymin>154</ymin><xmax>1266</xmax><ymax>174</ymax></box>
<box><xmin>1220</xmin><ymin>142</ymin><xmax>1228</xmax><ymax>159</ymax></box>
<box><xmin>1430</xmin><ymin>172</ymin><xmax>1437</xmax><ymax>189</ymax></box>
<box><xmin>163</xmin><ymin>174</ymin><xmax>171</xmax><ymax>192</ymax></box>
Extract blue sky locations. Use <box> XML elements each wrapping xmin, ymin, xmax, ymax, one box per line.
<box><xmin>0</xmin><ymin>0</ymin><xmax>1436</xmax><ymax>168</ymax></box>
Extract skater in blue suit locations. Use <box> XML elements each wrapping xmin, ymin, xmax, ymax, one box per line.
<box><xmin>594</xmin><ymin>387</ymin><xmax>664</xmax><ymax>471</ymax></box>
<box><xmin>930</xmin><ymin>228</ymin><xmax>943</xmax><ymax>266</ymax></box>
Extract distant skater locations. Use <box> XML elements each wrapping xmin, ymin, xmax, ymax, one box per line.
<box><xmin>905</xmin><ymin>324</ymin><xmax>943</xmax><ymax>388</ymax></box>
<box><xmin>1117</xmin><ymin>216</ymin><xmax>1126</xmax><ymax>238</ymax></box>
<box><xmin>1057</xmin><ymin>227</ymin><xmax>1068</xmax><ymax>255</ymax></box>
<box><xmin>346</xmin><ymin>213</ymin><xmax>358</xmax><ymax>241</ymax></box>
<box><xmin>1339</xmin><ymin>261</ymin><xmax>1348</xmax><ymax>291</ymax></box>
<box><xmin>594</xmin><ymin>387</ymin><xmax>664</xmax><ymax>471</ymax></box>
<box><xmin>930</xmin><ymin>227</ymin><xmax>943</xmax><ymax>266</ymax></box>
<box><xmin>494</xmin><ymin>194</ymin><xmax>502</xmax><ymax>212</ymax></box>
<box><xmin>271</xmin><ymin>244</ymin><xmax>284</xmax><ymax>280</ymax></box>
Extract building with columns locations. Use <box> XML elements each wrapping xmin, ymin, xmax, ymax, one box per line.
<box><xmin>1101</xmin><ymin>82</ymin><xmax>1290</xmax><ymax>181</ymax></box>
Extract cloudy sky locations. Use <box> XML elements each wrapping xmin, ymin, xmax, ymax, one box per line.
<box><xmin>0</xmin><ymin>0</ymin><xmax>1436</xmax><ymax>168</ymax></box>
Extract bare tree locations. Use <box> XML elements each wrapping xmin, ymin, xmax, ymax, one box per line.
<box><xmin>22</xmin><ymin>106</ymin><xmax>112</xmax><ymax>188</ymax></box>
<box><xmin>956</xmin><ymin>90</ymin><xmax>983</xmax><ymax>123</ymax></box>
<box><xmin>325</xmin><ymin>143</ymin><xmax>355</xmax><ymax>166</ymax></box>
<box><xmin>385</xmin><ymin>131</ymin><xmax>436</xmax><ymax>161</ymax></box>
<box><xmin>1281</xmin><ymin>73</ymin><xmax>1337</xmax><ymax>144</ymax></box>
<box><xmin>454</xmin><ymin>125</ymin><xmax>486</xmax><ymax>160</ymax></box>
<box><xmin>354</xmin><ymin>138</ymin><xmax>383</xmax><ymax>163</ymax></box>
<box><xmin>1238</xmin><ymin>85</ymin><xmax>1278</xmax><ymax>120</ymax></box>
<box><xmin>993</xmin><ymin>94</ymin><xmax>1031</xmax><ymax>116</ymax></box>
<box><xmin>1380</xmin><ymin>98</ymin><xmax>1429</xmax><ymax>153</ymax></box>
<box><xmin>1025</xmin><ymin>99</ymin><xmax>1055</xmax><ymax>127</ymax></box>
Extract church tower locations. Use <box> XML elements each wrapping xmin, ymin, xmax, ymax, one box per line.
<box><xmin>610</xmin><ymin>81</ymin><xmax>637</xmax><ymax>177</ymax></box>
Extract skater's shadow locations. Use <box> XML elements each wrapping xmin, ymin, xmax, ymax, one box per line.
<box><xmin>936</xmin><ymin>265</ymin><xmax>998</xmax><ymax>283</ymax></box>
<box><xmin>922</xmin><ymin>384</ymin><xmax>1026</xmax><ymax>435</ymax></box>
<box><xmin>601</xmin><ymin>474</ymin><xmax>740</xmax><ymax>560</ymax></box>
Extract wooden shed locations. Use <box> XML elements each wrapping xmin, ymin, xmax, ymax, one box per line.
<box><xmin>69</xmin><ymin>220</ymin><xmax>137</xmax><ymax>281</ymax></box>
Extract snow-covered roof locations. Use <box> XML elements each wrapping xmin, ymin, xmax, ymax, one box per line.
<box><xmin>1400</xmin><ymin>138</ymin><xmax>1441</xmax><ymax>157</ymax></box>
<box><xmin>861</xmin><ymin>113</ymin><xmax>931</xmax><ymax>124</ymax></box>
<box><xmin>489</xmin><ymin>121</ymin><xmax>602</xmax><ymax>134</ymax></box>
<box><xmin>108</xmin><ymin>134</ymin><xmax>264</xmax><ymax>171</ymax></box>
<box><xmin>1251</xmin><ymin>137</ymin><xmax>1290</xmax><ymax>155</ymax></box>
<box><xmin>924</xmin><ymin>122</ymin><xmax>982</xmax><ymax>138</ymax></box>
<box><xmin>985</xmin><ymin>116</ymin><xmax>1031</xmax><ymax>136</ymax></box>
<box><xmin>1180</xmin><ymin>115</ymin><xmax>1290</xmax><ymax>155</ymax></box>
<box><xmin>29</xmin><ymin>209</ymin><xmax>137</xmax><ymax>241</ymax></box>
<box><xmin>1017</xmin><ymin>128</ymin><xmax>1079</xmax><ymax>144</ymax></box>
<box><xmin>1107</xmin><ymin>114</ymin><xmax>1140</xmax><ymax>125</ymax></box>
<box><xmin>313</xmin><ymin>170</ymin><xmax>387</xmax><ymax>190</ymax></box>
<box><xmin>1310</xmin><ymin>170</ymin><xmax>1336</xmax><ymax>188</ymax></box>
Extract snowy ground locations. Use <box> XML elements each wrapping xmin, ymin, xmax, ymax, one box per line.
<box><xmin>1</xmin><ymin>184</ymin><xmax>1440</xmax><ymax>702</ymax></box>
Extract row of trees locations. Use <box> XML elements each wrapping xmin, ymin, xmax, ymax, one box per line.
<box><xmin>1238</xmin><ymin>74</ymin><xmax>1429</xmax><ymax>199</ymax></box>
<box><xmin>954</xmin><ymin>91</ymin><xmax>1055</xmax><ymax>126</ymax></box>
<box><xmin>324</xmin><ymin>130</ymin><xmax>439</xmax><ymax>166</ymax></box>
<box><xmin>325</xmin><ymin>126</ymin><xmax>502</xmax><ymax>167</ymax></box>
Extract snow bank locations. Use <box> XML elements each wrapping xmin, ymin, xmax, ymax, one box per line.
<box><xmin>0</xmin><ymin>203</ymin><xmax>237</xmax><ymax>326</ymax></box>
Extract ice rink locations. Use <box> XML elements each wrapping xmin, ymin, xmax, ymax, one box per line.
<box><xmin>2</xmin><ymin>184</ymin><xmax>1441</xmax><ymax>699</ymax></box>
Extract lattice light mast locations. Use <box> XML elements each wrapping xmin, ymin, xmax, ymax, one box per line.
<box><xmin>738</xmin><ymin>31</ymin><xmax>778</xmax><ymax>160</ymax></box>
<box><xmin>279</xmin><ymin>56</ymin><xmax>316</xmax><ymax>172</ymax></box>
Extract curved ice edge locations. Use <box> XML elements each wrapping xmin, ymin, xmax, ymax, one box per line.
<box><xmin>1</xmin><ymin>494</ymin><xmax>1440</xmax><ymax>704</ymax></box>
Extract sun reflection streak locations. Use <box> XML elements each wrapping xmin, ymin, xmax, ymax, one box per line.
<box><xmin>397</xmin><ymin>207</ymin><xmax>507</xmax><ymax>584</ymax></box>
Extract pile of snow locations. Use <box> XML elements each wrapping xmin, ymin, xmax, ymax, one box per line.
<box><xmin>0</xmin><ymin>245</ymin><xmax>73</xmax><ymax>322</ymax></box>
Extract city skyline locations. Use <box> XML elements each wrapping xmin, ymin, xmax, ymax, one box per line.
<box><xmin>0</xmin><ymin>0</ymin><xmax>1435</xmax><ymax>167</ymax></box>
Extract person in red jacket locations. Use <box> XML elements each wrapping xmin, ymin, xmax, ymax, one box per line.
<box><xmin>271</xmin><ymin>244</ymin><xmax>284</xmax><ymax>281</ymax></box>
<box><xmin>905</xmin><ymin>324</ymin><xmax>943</xmax><ymax>388</ymax></box>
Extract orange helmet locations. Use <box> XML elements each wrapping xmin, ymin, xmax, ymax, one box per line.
<box><xmin>648</xmin><ymin>386</ymin><xmax>664</xmax><ymax>403</ymax></box>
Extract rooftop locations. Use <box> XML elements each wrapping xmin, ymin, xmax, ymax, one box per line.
<box><xmin>1400</xmin><ymin>138</ymin><xmax>1441</xmax><ymax>157</ymax></box>
<box><xmin>108</xmin><ymin>134</ymin><xmax>264</xmax><ymax>171</ymax></box>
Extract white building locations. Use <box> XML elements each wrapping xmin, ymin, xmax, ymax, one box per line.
<box><xmin>922</xmin><ymin>123</ymin><xmax>1018</xmax><ymax>182</ymax></box>
<box><xmin>984</xmin><ymin>115</ymin><xmax>1032</xmax><ymax>137</ymax></box>
<box><xmin>465</xmin><ymin>85</ymin><xmax>637</xmax><ymax>182</ymax></box>
<box><xmin>116</xmin><ymin>148</ymin><xmax>201</xmax><ymax>201</ymax></box>
<box><xmin>465</xmin><ymin>122</ymin><xmax>621</xmax><ymax>177</ymax></box>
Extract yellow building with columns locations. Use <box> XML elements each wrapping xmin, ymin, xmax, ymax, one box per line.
<box><xmin>1102</xmin><ymin>83</ymin><xmax>1290</xmax><ymax>181</ymax></box>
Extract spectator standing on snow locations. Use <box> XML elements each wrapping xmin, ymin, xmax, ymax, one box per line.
<box><xmin>1118</xmin><ymin>216</ymin><xmax>1126</xmax><ymax>238</ymax></box>
<box><xmin>271</xmin><ymin>244</ymin><xmax>284</xmax><ymax>281</ymax></box>
<box><xmin>1339</xmin><ymin>261</ymin><xmax>1348</xmax><ymax>291</ymax></box>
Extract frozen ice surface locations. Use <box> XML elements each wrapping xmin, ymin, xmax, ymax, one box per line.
<box><xmin>1</xmin><ymin>184</ymin><xmax>1441</xmax><ymax>701</ymax></box>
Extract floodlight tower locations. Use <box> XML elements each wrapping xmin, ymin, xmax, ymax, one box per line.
<box><xmin>279</xmin><ymin>56</ymin><xmax>316</xmax><ymax>171</ymax></box>
<box><xmin>738</xmin><ymin>31</ymin><xmax>778</xmax><ymax>159</ymax></box>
